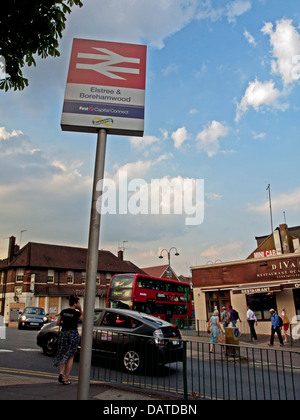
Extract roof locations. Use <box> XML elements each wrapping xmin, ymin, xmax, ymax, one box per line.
<box><xmin>3</xmin><ymin>242</ymin><xmax>144</xmax><ymax>274</ymax></box>
<box><xmin>142</xmin><ymin>264</ymin><xmax>179</xmax><ymax>281</ymax></box>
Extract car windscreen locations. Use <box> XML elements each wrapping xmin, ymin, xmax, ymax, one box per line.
<box><xmin>24</xmin><ymin>308</ymin><xmax>45</xmax><ymax>315</ymax></box>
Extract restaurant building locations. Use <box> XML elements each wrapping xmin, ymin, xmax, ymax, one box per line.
<box><xmin>192</xmin><ymin>224</ymin><xmax>300</xmax><ymax>335</ymax></box>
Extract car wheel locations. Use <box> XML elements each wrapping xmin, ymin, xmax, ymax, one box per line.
<box><xmin>123</xmin><ymin>349</ymin><xmax>141</xmax><ymax>373</ymax></box>
<box><xmin>43</xmin><ymin>334</ymin><xmax>58</xmax><ymax>357</ymax></box>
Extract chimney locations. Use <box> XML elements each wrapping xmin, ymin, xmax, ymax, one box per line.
<box><xmin>118</xmin><ymin>250</ymin><xmax>124</xmax><ymax>261</ymax></box>
<box><xmin>279</xmin><ymin>224</ymin><xmax>291</xmax><ymax>254</ymax></box>
<box><xmin>8</xmin><ymin>236</ymin><xmax>16</xmax><ymax>262</ymax></box>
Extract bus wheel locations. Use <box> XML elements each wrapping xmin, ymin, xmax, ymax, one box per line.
<box><xmin>123</xmin><ymin>349</ymin><xmax>141</xmax><ymax>373</ymax></box>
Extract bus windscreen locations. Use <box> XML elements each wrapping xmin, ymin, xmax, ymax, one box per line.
<box><xmin>107</xmin><ymin>274</ymin><xmax>135</xmax><ymax>309</ymax></box>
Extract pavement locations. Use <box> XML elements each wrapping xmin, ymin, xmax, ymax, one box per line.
<box><xmin>0</xmin><ymin>330</ymin><xmax>298</xmax><ymax>401</ymax></box>
<box><xmin>0</xmin><ymin>375</ymin><xmax>180</xmax><ymax>401</ymax></box>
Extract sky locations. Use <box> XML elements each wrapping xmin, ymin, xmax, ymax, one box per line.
<box><xmin>1</xmin><ymin>0</ymin><xmax>300</xmax><ymax>277</ymax></box>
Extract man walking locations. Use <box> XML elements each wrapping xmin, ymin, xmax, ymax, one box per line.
<box><xmin>246</xmin><ymin>305</ymin><xmax>258</xmax><ymax>340</ymax></box>
<box><xmin>269</xmin><ymin>309</ymin><xmax>284</xmax><ymax>347</ymax></box>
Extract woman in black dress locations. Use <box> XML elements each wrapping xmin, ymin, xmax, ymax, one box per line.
<box><xmin>54</xmin><ymin>295</ymin><xmax>83</xmax><ymax>385</ymax></box>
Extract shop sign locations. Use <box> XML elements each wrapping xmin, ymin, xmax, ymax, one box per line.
<box><xmin>256</xmin><ymin>257</ymin><xmax>300</xmax><ymax>281</ymax></box>
<box><xmin>254</xmin><ymin>250</ymin><xmax>277</xmax><ymax>259</ymax></box>
<box><xmin>233</xmin><ymin>284</ymin><xmax>282</xmax><ymax>295</ymax></box>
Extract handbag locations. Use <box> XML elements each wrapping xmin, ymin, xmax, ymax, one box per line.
<box><xmin>207</xmin><ymin>321</ymin><xmax>211</xmax><ymax>334</ymax></box>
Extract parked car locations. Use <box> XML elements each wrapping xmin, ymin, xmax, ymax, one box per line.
<box><xmin>18</xmin><ymin>307</ymin><xmax>48</xmax><ymax>330</ymax></box>
<box><xmin>37</xmin><ymin>308</ymin><xmax>183</xmax><ymax>373</ymax></box>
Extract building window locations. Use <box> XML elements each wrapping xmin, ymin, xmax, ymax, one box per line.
<box><xmin>47</xmin><ymin>270</ymin><xmax>54</xmax><ymax>283</ymax></box>
<box><xmin>106</xmin><ymin>273</ymin><xmax>112</xmax><ymax>286</ymax></box>
<box><xmin>96</xmin><ymin>273</ymin><xmax>100</xmax><ymax>285</ymax></box>
<box><xmin>16</xmin><ymin>269</ymin><xmax>24</xmax><ymax>283</ymax></box>
<box><xmin>246</xmin><ymin>293</ymin><xmax>277</xmax><ymax>321</ymax></box>
<box><xmin>205</xmin><ymin>291</ymin><xmax>231</xmax><ymax>320</ymax></box>
<box><xmin>67</xmin><ymin>271</ymin><xmax>74</xmax><ymax>284</ymax></box>
<box><xmin>293</xmin><ymin>289</ymin><xmax>300</xmax><ymax>316</ymax></box>
<box><xmin>81</xmin><ymin>272</ymin><xmax>86</xmax><ymax>284</ymax></box>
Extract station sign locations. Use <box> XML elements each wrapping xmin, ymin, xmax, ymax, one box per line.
<box><xmin>61</xmin><ymin>38</ymin><xmax>147</xmax><ymax>136</ymax></box>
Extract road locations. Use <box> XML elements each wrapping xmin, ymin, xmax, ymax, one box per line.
<box><xmin>0</xmin><ymin>327</ymin><xmax>79</xmax><ymax>384</ymax></box>
<box><xmin>0</xmin><ymin>327</ymin><xmax>299</xmax><ymax>400</ymax></box>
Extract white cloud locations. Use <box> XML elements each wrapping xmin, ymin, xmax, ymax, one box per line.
<box><xmin>252</xmin><ymin>132</ymin><xmax>266</xmax><ymax>139</ymax></box>
<box><xmin>0</xmin><ymin>127</ymin><xmax>23</xmax><ymax>141</ymax></box>
<box><xmin>262</xmin><ymin>19</ymin><xmax>300</xmax><ymax>86</ymax></box>
<box><xmin>199</xmin><ymin>241</ymin><xmax>244</xmax><ymax>262</ymax></box>
<box><xmin>129</xmin><ymin>135</ymin><xmax>159</xmax><ymax>150</ymax></box>
<box><xmin>196</xmin><ymin>120</ymin><xmax>229</xmax><ymax>157</ymax></box>
<box><xmin>171</xmin><ymin>127</ymin><xmax>188</xmax><ymax>149</ymax></box>
<box><xmin>235</xmin><ymin>79</ymin><xmax>288</xmax><ymax>122</ymax></box>
<box><xmin>244</xmin><ymin>29</ymin><xmax>256</xmax><ymax>46</ymax></box>
<box><xmin>249</xmin><ymin>187</ymin><xmax>300</xmax><ymax>214</ymax></box>
<box><xmin>162</xmin><ymin>63</ymin><xmax>179</xmax><ymax>76</ymax></box>
<box><xmin>196</xmin><ymin>0</ymin><xmax>251</xmax><ymax>23</ymax></box>
<box><xmin>68</xmin><ymin>0</ymin><xmax>198</xmax><ymax>49</ymax></box>
<box><xmin>112</xmin><ymin>160</ymin><xmax>153</xmax><ymax>183</ymax></box>
<box><xmin>205</xmin><ymin>192</ymin><xmax>223</xmax><ymax>200</ymax></box>
<box><xmin>225</xmin><ymin>0</ymin><xmax>252</xmax><ymax>24</ymax></box>
<box><xmin>0</xmin><ymin>128</ymin><xmax>92</xmax><ymax>237</ymax></box>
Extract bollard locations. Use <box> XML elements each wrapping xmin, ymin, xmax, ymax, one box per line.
<box><xmin>225</xmin><ymin>327</ymin><xmax>240</xmax><ymax>357</ymax></box>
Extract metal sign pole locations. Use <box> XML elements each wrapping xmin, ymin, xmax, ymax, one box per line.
<box><xmin>77</xmin><ymin>128</ymin><xmax>107</xmax><ymax>400</ymax></box>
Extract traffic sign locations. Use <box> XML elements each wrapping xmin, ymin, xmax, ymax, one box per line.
<box><xmin>61</xmin><ymin>38</ymin><xmax>147</xmax><ymax>136</ymax></box>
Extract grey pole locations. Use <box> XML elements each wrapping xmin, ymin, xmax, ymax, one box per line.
<box><xmin>77</xmin><ymin>128</ymin><xmax>107</xmax><ymax>400</ymax></box>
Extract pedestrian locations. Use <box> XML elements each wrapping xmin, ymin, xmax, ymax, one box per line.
<box><xmin>229</xmin><ymin>305</ymin><xmax>241</xmax><ymax>327</ymax></box>
<box><xmin>208</xmin><ymin>309</ymin><xmax>224</xmax><ymax>353</ymax></box>
<box><xmin>220</xmin><ymin>306</ymin><xmax>230</xmax><ymax>330</ymax></box>
<box><xmin>246</xmin><ymin>305</ymin><xmax>258</xmax><ymax>340</ymax></box>
<box><xmin>281</xmin><ymin>308</ymin><xmax>290</xmax><ymax>343</ymax></box>
<box><xmin>53</xmin><ymin>295</ymin><xmax>83</xmax><ymax>385</ymax></box>
<box><xmin>268</xmin><ymin>309</ymin><xmax>284</xmax><ymax>347</ymax></box>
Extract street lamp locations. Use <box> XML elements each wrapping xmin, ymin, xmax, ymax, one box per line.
<box><xmin>159</xmin><ymin>247</ymin><xmax>180</xmax><ymax>280</ymax></box>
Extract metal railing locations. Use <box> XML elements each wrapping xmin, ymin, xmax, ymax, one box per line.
<box><xmin>89</xmin><ymin>329</ymin><xmax>300</xmax><ymax>400</ymax></box>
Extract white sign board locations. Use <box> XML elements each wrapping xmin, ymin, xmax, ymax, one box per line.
<box><xmin>61</xmin><ymin>39</ymin><xmax>147</xmax><ymax>136</ymax></box>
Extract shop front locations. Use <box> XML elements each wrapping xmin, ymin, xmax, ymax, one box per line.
<box><xmin>192</xmin><ymin>255</ymin><xmax>300</xmax><ymax>336</ymax></box>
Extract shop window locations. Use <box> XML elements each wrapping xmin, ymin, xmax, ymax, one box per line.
<box><xmin>246</xmin><ymin>293</ymin><xmax>277</xmax><ymax>321</ymax></box>
<box><xmin>293</xmin><ymin>289</ymin><xmax>300</xmax><ymax>316</ymax></box>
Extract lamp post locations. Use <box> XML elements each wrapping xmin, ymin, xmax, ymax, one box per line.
<box><xmin>159</xmin><ymin>247</ymin><xmax>179</xmax><ymax>280</ymax></box>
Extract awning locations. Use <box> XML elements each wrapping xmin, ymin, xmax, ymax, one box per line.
<box><xmin>200</xmin><ymin>280</ymin><xmax>300</xmax><ymax>295</ymax></box>
<box><xmin>200</xmin><ymin>286</ymin><xmax>232</xmax><ymax>292</ymax></box>
<box><xmin>232</xmin><ymin>283</ymin><xmax>282</xmax><ymax>295</ymax></box>
<box><xmin>281</xmin><ymin>281</ymin><xmax>300</xmax><ymax>290</ymax></box>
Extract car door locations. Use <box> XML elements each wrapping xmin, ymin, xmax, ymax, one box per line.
<box><xmin>93</xmin><ymin>311</ymin><xmax>141</xmax><ymax>361</ymax></box>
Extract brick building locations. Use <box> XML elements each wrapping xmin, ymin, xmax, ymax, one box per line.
<box><xmin>0</xmin><ymin>237</ymin><xmax>144</xmax><ymax>326</ymax></box>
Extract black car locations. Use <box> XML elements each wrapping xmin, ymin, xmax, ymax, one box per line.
<box><xmin>18</xmin><ymin>307</ymin><xmax>48</xmax><ymax>330</ymax></box>
<box><xmin>37</xmin><ymin>308</ymin><xmax>183</xmax><ymax>373</ymax></box>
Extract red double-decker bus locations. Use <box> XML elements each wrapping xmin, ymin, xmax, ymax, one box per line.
<box><xmin>106</xmin><ymin>273</ymin><xmax>192</xmax><ymax>323</ymax></box>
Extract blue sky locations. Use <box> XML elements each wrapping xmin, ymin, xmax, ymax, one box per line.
<box><xmin>1</xmin><ymin>0</ymin><xmax>300</xmax><ymax>276</ymax></box>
